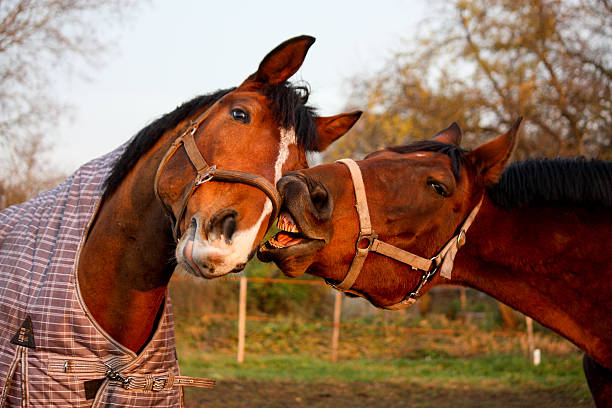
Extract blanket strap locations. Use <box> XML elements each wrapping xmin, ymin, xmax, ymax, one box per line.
<box><xmin>49</xmin><ymin>358</ymin><xmax>215</xmax><ymax>393</ymax></box>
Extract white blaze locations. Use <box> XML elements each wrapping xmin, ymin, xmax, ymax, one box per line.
<box><xmin>274</xmin><ymin>128</ymin><xmax>296</xmax><ymax>183</ymax></box>
<box><xmin>181</xmin><ymin>128</ymin><xmax>297</xmax><ymax>277</ymax></box>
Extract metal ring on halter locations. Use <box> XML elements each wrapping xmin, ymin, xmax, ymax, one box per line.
<box><xmin>356</xmin><ymin>231</ymin><xmax>376</xmax><ymax>251</ymax></box>
<box><xmin>195</xmin><ymin>165</ymin><xmax>217</xmax><ymax>186</ymax></box>
<box><xmin>408</xmin><ymin>258</ymin><xmax>440</xmax><ymax>299</ymax></box>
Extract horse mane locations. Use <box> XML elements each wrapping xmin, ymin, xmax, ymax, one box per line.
<box><xmin>385</xmin><ymin>140</ymin><xmax>469</xmax><ymax>178</ymax></box>
<box><xmin>488</xmin><ymin>157</ymin><xmax>612</xmax><ymax>209</ymax></box>
<box><xmin>264</xmin><ymin>82</ymin><xmax>318</xmax><ymax>150</ymax></box>
<box><xmin>103</xmin><ymin>82</ymin><xmax>319</xmax><ymax>199</ymax></box>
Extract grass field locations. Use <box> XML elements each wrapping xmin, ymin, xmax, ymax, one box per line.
<box><xmin>173</xmin><ymin>316</ymin><xmax>594</xmax><ymax>407</ymax></box>
<box><xmin>178</xmin><ymin>350</ymin><xmax>592</xmax><ymax>407</ymax></box>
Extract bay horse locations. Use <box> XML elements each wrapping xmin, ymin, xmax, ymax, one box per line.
<box><xmin>259</xmin><ymin>120</ymin><xmax>612</xmax><ymax>406</ymax></box>
<box><xmin>0</xmin><ymin>35</ymin><xmax>360</xmax><ymax>406</ymax></box>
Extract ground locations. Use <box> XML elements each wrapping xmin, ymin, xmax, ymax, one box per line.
<box><xmin>184</xmin><ymin>379</ymin><xmax>592</xmax><ymax>408</ymax></box>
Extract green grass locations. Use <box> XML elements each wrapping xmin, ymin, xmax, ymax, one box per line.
<box><xmin>177</xmin><ymin>350</ymin><xmax>588</xmax><ymax>399</ymax></box>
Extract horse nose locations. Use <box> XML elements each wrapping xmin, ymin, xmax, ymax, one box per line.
<box><xmin>276</xmin><ymin>174</ymin><xmax>303</xmax><ymax>198</ymax></box>
<box><xmin>208</xmin><ymin>209</ymin><xmax>237</xmax><ymax>243</ymax></box>
<box><xmin>278</xmin><ymin>173</ymin><xmax>332</xmax><ymax>221</ymax></box>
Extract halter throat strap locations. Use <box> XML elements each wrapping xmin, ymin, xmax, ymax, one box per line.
<box><xmin>334</xmin><ymin>158</ymin><xmax>483</xmax><ymax>310</ymax></box>
<box><xmin>154</xmin><ymin>103</ymin><xmax>282</xmax><ymax>242</ymax></box>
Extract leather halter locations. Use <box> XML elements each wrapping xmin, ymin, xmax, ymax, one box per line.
<box><xmin>154</xmin><ymin>100</ymin><xmax>282</xmax><ymax>241</ymax></box>
<box><xmin>332</xmin><ymin>158</ymin><xmax>483</xmax><ymax>310</ymax></box>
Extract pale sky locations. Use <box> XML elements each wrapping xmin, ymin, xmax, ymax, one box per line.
<box><xmin>56</xmin><ymin>0</ymin><xmax>428</xmax><ymax>172</ymax></box>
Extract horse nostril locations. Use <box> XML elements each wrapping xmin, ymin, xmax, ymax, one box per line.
<box><xmin>208</xmin><ymin>209</ymin><xmax>237</xmax><ymax>243</ymax></box>
<box><xmin>310</xmin><ymin>184</ymin><xmax>330</xmax><ymax>215</ymax></box>
<box><xmin>278</xmin><ymin>174</ymin><xmax>332</xmax><ymax>220</ymax></box>
<box><xmin>222</xmin><ymin>214</ymin><xmax>237</xmax><ymax>241</ymax></box>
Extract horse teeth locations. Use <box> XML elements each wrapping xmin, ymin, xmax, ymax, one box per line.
<box><xmin>268</xmin><ymin>239</ymin><xmax>284</xmax><ymax>249</ymax></box>
<box><xmin>278</xmin><ymin>213</ymin><xmax>298</xmax><ymax>233</ymax></box>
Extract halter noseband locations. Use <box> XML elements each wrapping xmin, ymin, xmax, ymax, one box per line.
<box><xmin>154</xmin><ymin>100</ymin><xmax>282</xmax><ymax>241</ymax></box>
<box><xmin>332</xmin><ymin>158</ymin><xmax>483</xmax><ymax>310</ymax></box>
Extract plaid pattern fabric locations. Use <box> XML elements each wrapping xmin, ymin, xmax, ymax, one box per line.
<box><xmin>0</xmin><ymin>146</ymin><xmax>182</xmax><ymax>407</ymax></box>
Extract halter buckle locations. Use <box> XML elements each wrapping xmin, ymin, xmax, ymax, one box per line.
<box><xmin>195</xmin><ymin>165</ymin><xmax>217</xmax><ymax>185</ymax></box>
<box><xmin>355</xmin><ymin>231</ymin><xmax>376</xmax><ymax>252</ymax></box>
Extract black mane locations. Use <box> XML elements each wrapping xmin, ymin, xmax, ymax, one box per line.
<box><xmin>264</xmin><ymin>82</ymin><xmax>318</xmax><ymax>149</ymax></box>
<box><xmin>488</xmin><ymin>157</ymin><xmax>612</xmax><ymax>209</ymax></box>
<box><xmin>103</xmin><ymin>82</ymin><xmax>319</xmax><ymax>199</ymax></box>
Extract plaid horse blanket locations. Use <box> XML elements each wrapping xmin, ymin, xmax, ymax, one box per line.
<box><xmin>0</xmin><ymin>147</ymin><xmax>184</xmax><ymax>407</ymax></box>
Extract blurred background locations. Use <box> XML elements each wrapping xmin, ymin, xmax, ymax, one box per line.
<box><xmin>1</xmin><ymin>1</ymin><xmax>610</xmax><ymax>406</ymax></box>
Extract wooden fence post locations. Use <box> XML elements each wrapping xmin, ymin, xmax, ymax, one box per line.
<box><xmin>237</xmin><ymin>275</ymin><xmax>247</xmax><ymax>363</ymax></box>
<box><xmin>331</xmin><ymin>291</ymin><xmax>342</xmax><ymax>363</ymax></box>
<box><xmin>460</xmin><ymin>287</ymin><xmax>467</xmax><ymax>315</ymax></box>
<box><xmin>525</xmin><ymin>315</ymin><xmax>535</xmax><ymax>364</ymax></box>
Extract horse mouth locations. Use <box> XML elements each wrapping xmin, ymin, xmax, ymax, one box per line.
<box><xmin>258</xmin><ymin>212</ymin><xmax>325</xmax><ymax>262</ymax></box>
<box><xmin>268</xmin><ymin>212</ymin><xmax>307</xmax><ymax>248</ymax></box>
<box><xmin>178</xmin><ymin>223</ymin><xmax>249</xmax><ymax>279</ymax></box>
<box><xmin>181</xmin><ymin>232</ymin><xmax>218</xmax><ymax>279</ymax></box>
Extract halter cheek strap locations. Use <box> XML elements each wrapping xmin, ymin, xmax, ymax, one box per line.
<box><xmin>154</xmin><ymin>102</ymin><xmax>282</xmax><ymax>242</ymax></box>
<box><xmin>334</xmin><ymin>158</ymin><xmax>483</xmax><ymax>310</ymax></box>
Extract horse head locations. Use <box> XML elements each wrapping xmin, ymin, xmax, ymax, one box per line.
<box><xmin>154</xmin><ymin>36</ymin><xmax>361</xmax><ymax>278</ymax></box>
<box><xmin>259</xmin><ymin>119</ymin><xmax>521</xmax><ymax>308</ymax></box>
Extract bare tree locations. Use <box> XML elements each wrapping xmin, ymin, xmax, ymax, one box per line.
<box><xmin>0</xmin><ymin>0</ymin><xmax>141</xmax><ymax>208</ymax></box>
<box><xmin>328</xmin><ymin>0</ymin><xmax>612</xmax><ymax>160</ymax></box>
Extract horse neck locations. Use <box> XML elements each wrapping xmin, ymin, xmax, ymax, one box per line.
<box><xmin>77</xmin><ymin>136</ymin><xmax>175</xmax><ymax>354</ymax></box>
<box><xmin>451</xmin><ymin>195</ymin><xmax>612</xmax><ymax>365</ymax></box>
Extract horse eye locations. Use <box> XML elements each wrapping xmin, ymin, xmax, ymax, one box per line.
<box><xmin>428</xmin><ymin>180</ymin><xmax>449</xmax><ymax>197</ymax></box>
<box><xmin>230</xmin><ymin>108</ymin><xmax>250</xmax><ymax>124</ymax></box>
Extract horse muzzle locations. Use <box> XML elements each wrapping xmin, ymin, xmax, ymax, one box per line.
<box><xmin>177</xmin><ymin>212</ymin><xmax>258</xmax><ymax>279</ymax></box>
<box><xmin>258</xmin><ymin>172</ymin><xmax>332</xmax><ymax>275</ymax></box>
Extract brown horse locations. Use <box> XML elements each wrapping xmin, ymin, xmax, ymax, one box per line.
<box><xmin>0</xmin><ymin>36</ymin><xmax>360</xmax><ymax>405</ymax></box>
<box><xmin>259</xmin><ymin>120</ymin><xmax>612</xmax><ymax>406</ymax></box>
<box><xmin>79</xmin><ymin>36</ymin><xmax>362</xmax><ymax>352</ymax></box>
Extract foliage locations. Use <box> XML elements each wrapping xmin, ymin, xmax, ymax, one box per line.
<box><xmin>328</xmin><ymin>0</ymin><xmax>612</xmax><ymax>161</ymax></box>
<box><xmin>169</xmin><ymin>262</ymin><xmax>333</xmax><ymax>330</ymax></box>
<box><xmin>174</xmin><ymin>298</ymin><xmax>578</xmax><ymax>361</ymax></box>
<box><xmin>245</xmin><ymin>260</ymin><xmax>332</xmax><ymax>318</ymax></box>
<box><xmin>0</xmin><ymin>133</ymin><xmax>65</xmax><ymax>209</ymax></box>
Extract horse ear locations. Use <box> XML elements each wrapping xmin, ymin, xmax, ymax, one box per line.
<box><xmin>312</xmin><ymin>111</ymin><xmax>362</xmax><ymax>152</ymax></box>
<box><xmin>466</xmin><ymin>118</ymin><xmax>522</xmax><ymax>186</ymax></box>
<box><xmin>241</xmin><ymin>35</ymin><xmax>316</xmax><ymax>87</ymax></box>
<box><xmin>431</xmin><ymin>122</ymin><xmax>462</xmax><ymax>145</ymax></box>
